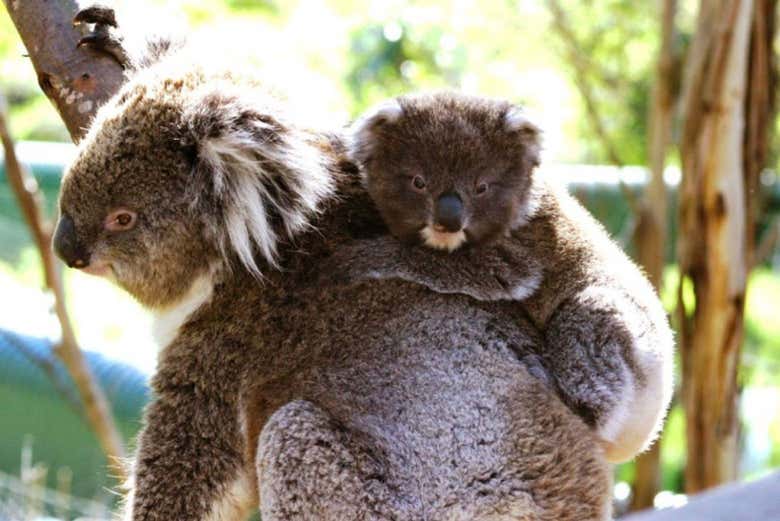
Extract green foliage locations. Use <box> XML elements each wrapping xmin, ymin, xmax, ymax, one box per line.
<box><xmin>0</xmin><ymin>0</ymin><xmax>664</xmax><ymax>163</ymax></box>
<box><xmin>742</xmin><ymin>269</ymin><xmax>780</xmax><ymax>386</ymax></box>
<box><xmin>345</xmin><ymin>21</ymin><xmax>465</xmax><ymax>114</ymax></box>
<box><xmin>545</xmin><ymin>0</ymin><xmax>658</xmax><ymax>164</ymax></box>
<box><xmin>0</xmin><ymin>8</ymin><xmax>16</xmax><ymax>58</ymax></box>
<box><xmin>224</xmin><ymin>0</ymin><xmax>278</xmax><ymax>14</ymax></box>
<box><xmin>9</xmin><ymin>96</ymin><xmax>71</xmax><ymax>142</ymax></box>
<box><xmin>659</xmin><ymin>405</ymin><xmax>687</xmax><ymax>491</ymax></box>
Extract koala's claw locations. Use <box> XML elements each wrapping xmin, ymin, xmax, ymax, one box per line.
<box><xmin>73</xmin><ymin>5</ymin><xmax>129</xmax><ymax>68</ymax></box>
<box><xmin>73</xmin><ymin>5</ymin><xmax>118</xmax><ymax>27</ymax></box>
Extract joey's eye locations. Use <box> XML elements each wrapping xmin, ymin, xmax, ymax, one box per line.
<box><xmin>412</xmin><ymin>175</ymin><xmax>427</xmax><ymax>191</ymax></box>
<box><xmin>476</xmin><ymin>182</ymin><xmax>489</xmax><ymax>195</ymax></box>
<box><xmin>105</xmin><ymin>209</ymin><xmax>137</xmax><ymax>232</ymax></box>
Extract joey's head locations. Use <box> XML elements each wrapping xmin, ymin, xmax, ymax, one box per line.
<box><xmin>53</xmin><ymin>67</ymin><xmax>333</xmax><ymax>309</ymax></box>
<box><xmin>350</xmin><ymin>92</ymin><xmax>541</xmax><ymax>251</ymax></box>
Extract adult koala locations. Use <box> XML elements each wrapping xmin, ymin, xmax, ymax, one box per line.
<box><xmin>52</xmin><ymin>8</ymin><xmax>612</xmax><ymax>521</ymax></box>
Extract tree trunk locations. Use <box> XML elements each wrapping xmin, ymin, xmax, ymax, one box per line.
<box><xmin>1</xmin><ymin>0</ymin><xmax>124</xmax><ymax>141</ymax></box>
<box><xmin>677</xmin><ymin>0</ymin><xmax>757</xmax><ymax>493</ymax></box>
<box><xmin>629</xmin><ymin>0</ymin><xmax>678</xmax><ymax>511</ymax></box>
<box><xmin>744</xmin><ymin>0</ymin><xmax>777</xmax><ymax>267</ymax></box>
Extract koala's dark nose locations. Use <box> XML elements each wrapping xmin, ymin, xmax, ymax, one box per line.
<box><xmin>52</xmin><ymin>215</ymin><xmax>90</xmax><ymax>268</ymax></box>
<box><xmin>434</xmin><ymin>193</ymin><xmax>464</xmax><ymax>233</ymax></box>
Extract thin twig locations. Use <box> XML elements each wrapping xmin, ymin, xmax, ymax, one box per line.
<box><xmin>0</xmin><ymin>96</ymin><xmax>126</xmax><ymax>475</ymax></box>
<box><xmin>753</xmin><ymin>216</ymin><xmax>779</xmax><ymax>268</ymax></box>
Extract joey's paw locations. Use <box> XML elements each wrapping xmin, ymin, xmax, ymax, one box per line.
<box><xmin>474</xmin><ymin>251</ymin><xmax>542</xmax><ymax>302</ymax></box>
<box><xmin>316</xmin><ymin>238</ymin><xmax>407</xmax><ymax>288</ymax></box>
<box><xmin>314</xmin><ymin>249</ymin><xmax>377</xmax><ymax>288</ymax></box>
<box><xmin>519</xmin><ymin>354</ymin><xmax>554</xmax><ymax>389</ymax></box>
<box><xmin>315</xmin><ymin>261</ymin><xmax>357</xmax><ymax>288</ymax></box>
<box><xmin>73</xmin><ymin>5</ymin><xmax>129</xmax><ymax>68</ymax></box>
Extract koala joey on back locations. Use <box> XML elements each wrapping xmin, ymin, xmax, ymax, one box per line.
<box><xmin>336</xmin><ymin>91</ymin><xmax>675</xmax><ymax>463</ymax></box>
<box><xmin>51</xmin><ymin>8</ymin><xmax>613</xmax><ymax>521</ymax></box>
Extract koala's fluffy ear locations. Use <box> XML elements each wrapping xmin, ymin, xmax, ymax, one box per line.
<box><xmin>348</xmin><ymin>99</ymin><xmax>403</xmax><ymax>166</ymax></box>
<box><xmin>183</xmin><ymin>88</ymin><xmax>333</xmax><ymax>277</ymax></box>
<box><xmin>503</xmin><ymin>105</ymin><xmax>543</xmax><ymax>169</ymax></box>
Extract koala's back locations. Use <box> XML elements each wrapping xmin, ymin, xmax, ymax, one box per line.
<box><xmin>237</xmin><ymin>278</ymin><xmax>611</xmax><ymax>520</ymax></box>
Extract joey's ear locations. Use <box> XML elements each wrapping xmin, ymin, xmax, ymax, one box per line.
<box><xmin>348</xmin><ymin>98</ymin><xmax>403</xmax><ymax>166</ymax></box>
<box><xmin>182</xmin><ymin>89</ymin><xmax>334</xmax><ymax>277</ymax></box>
<box><xmin>503</xmin><ymin>105</ymin><xmax>542</xmax><ymax>168</ymax></box>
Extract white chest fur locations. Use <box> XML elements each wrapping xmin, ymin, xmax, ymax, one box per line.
<box><xmin>151</xmin><ymin>274</ymin><xmax>214</xmax><ymax>350</ymax></box>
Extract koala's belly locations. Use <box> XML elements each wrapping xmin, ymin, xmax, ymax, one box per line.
<box><xmin>248</xmin><ymin>280</ymin><xmax>610</xmax><ymax>519</ymax></box>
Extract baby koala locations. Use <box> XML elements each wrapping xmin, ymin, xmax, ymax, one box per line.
<box><xmin>336</xmin><ymin>92</ymin><xmax>675</xmax><ymax>463</ymax></box>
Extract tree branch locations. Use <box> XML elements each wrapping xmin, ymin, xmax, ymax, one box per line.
<box><xmin>0</xmin><ymin>96</ymin><xmax>126</xmax><ymax>475</ymax></box>
<box><xmin>2</xmin><ymin>0</ymin><xmax>124</xmax><ymax>141</ymax></box>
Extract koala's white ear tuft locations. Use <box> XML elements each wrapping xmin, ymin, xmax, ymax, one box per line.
<box><xmin>185</xmin><ymin>88</ymin><xmax>334</xmax><ymax>278</ymax></box>
<box><xmin>504</xmin><ymin>105</ymin><xmax>543</xmax><ymax>168</ymax></box>
<box><xmin>348</xmin><ymin>98</ymin><xmax>403</xmax><ymax>165</ymax></box>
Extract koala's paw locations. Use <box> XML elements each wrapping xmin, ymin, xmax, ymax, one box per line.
<box><xmin>313</xmin><ymin>249</ymin><xmax>378</xmax><ymax>289</ymax></box>
<box><xmin>488</xmin><ymin>267</ymin><xmax>542</xmax><ymax>301</ymax></box>
<box><xmin>519</xmin><ymin>354</ymin><xmax>554</xmax><ymax>389</ymax></box>
<box><xmin>73</xmin><ymin>5</ymin><xmax>130</xmax><ymax>68</ymax></box>
<box><xmin>472</xmin><ymin>248</ymin><xmax>543</xmax><ymax>302</ymax></box>
<box><xmin>73</xmin><ymin>5</ymin><xmax>118</xmax><ymax>27</ymax></box>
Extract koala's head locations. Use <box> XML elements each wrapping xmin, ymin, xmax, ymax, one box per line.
<box><xmin>53</xmin><ymin>67</ymin><xmax>333</xmax><ymax>309</ymax></box>
<box><xmin>350</xmin><ymin>92</ymin><xmax>541</xmax><ymax>251</ymax></box>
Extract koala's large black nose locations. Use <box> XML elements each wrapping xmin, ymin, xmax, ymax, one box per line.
<box><xmin>52</xmin><ymin>215</ymin><xmax>89</xmax><ymax>268</ymax></box>
<box><xmin>434</xmin><ymin>193</ymin><xmax>464</xmax><ymax>232</ymax></box>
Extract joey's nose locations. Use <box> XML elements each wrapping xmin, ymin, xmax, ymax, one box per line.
<box><xmin>434</xmin><ymin>193</ymin><xmax>464</xmax><ymax>233</ymax></box>
<box><xmin>53</xmin><ymin>215</ymin><xmax>90</xmax><ymax>268</ymax></box>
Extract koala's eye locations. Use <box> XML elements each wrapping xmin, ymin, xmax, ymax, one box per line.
<box><xmin>412</xmin><ymin>175</ymin><xmax>427</xmax><ymax>191</ymax></box>
<box><xmin>476</xmin><ymin>182</ymin><xmax>489</xmax><ymax>195</ymax></box>
<box><xmin>105</xmin><ymin>209</ymin><xmax>137</xmax><ymax>232</ymax></box>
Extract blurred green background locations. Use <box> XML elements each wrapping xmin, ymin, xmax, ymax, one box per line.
<box><xmin>0</xmin><ymin>0</ymin><xmax>778</xmax><ymax>516</ymax></box>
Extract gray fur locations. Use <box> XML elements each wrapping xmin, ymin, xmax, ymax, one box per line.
<box><xmin>52</xmin><ymin>10</ymin><xmax>613</xmax><ymax>520</ymax></box>
<box><xmin>343</xmin><ymin>92</ymin><xmax>675</xmax><ymax>463</ymax></box>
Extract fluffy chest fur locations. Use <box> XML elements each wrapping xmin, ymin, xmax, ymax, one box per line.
<box><xmin>151</xmin><ymin>273</ymin><xmax>215</xmax><ymax>350</ymax></box>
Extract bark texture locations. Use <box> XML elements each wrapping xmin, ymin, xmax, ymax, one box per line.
<box><xmin>2</xmin><ymin>0</ymin><xmax>124</xmax><ymax>141</ymax></box>
<box><xmin>677</xmin><ymin>0</ymin><xmax>767</xmax><ymax>493</ymax></box>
